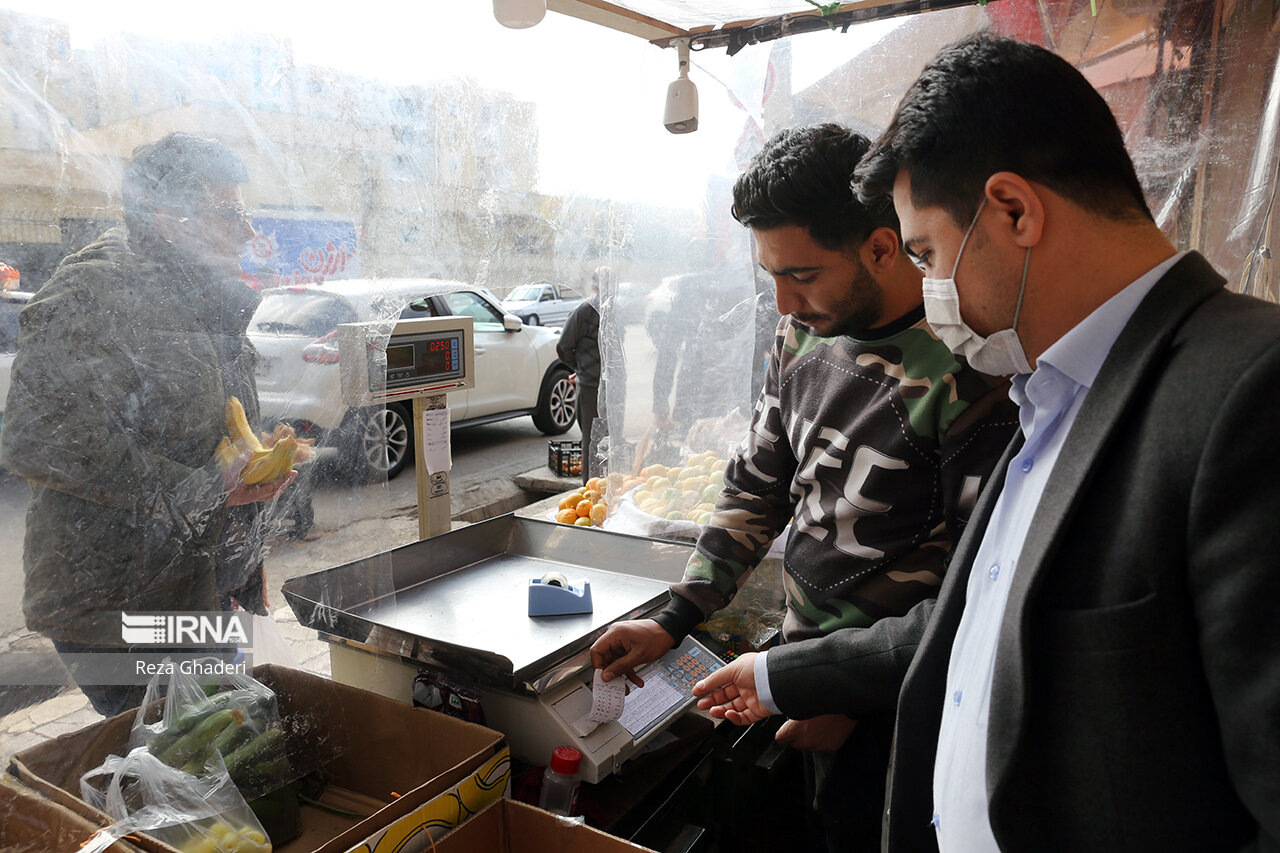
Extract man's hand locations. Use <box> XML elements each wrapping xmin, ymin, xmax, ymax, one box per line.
<box><xmin>225</xmin><ymin>469</ymin><xmax>296</xmax><ymax>507</ymax></box>
<box><xmin>774</xmin><ymin>714</ymin><xmax>857</xmax><ymax>752</ymax></box>
<box><xmin>590</xmin><ymin>619</ymin><xmax>675</xmax><ymax>687</ymax></box>
<box><xmin>692</xmin><ymin>652</ymin><xmax>772</xmax><ymax>725</ymax></box>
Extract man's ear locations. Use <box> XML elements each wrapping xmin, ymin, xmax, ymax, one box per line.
<box><xmin>984</xmin><ymin>172</ymin><xmax>1045</xmax><ymax>248</ymax></box>
<box><xmin>863</xmin><ymin>226</ymin><xmax>901</xmax><ymax>274</ymax></box>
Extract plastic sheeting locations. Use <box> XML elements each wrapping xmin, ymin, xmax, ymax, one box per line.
<box><xmin>0</xmin><ymin>0</ymin><xmax>1278</xmax><ymax>836</ymax></box>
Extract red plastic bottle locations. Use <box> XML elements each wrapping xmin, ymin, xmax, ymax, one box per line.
<box><xmin>537</xmin><ymin>746</ymin><xmax>581</xmax><ymax>815</ymax></box>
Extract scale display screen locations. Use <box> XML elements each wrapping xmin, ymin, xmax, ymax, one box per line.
<box><xmin>338</xmin><ymin>316</ymin><xmax>473</xmax><ymax>405</ymax></box>
<box><xmin>381</xmin><ymin>330</ymin><xmax>465</xmax><ymax>389</ymax></box>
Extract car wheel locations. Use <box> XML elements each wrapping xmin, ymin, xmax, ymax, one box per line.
<box><xmin>532</xmin><ymin>366</ymin><xmax>576</xmax><ymax>435</ymax></box>
<box><xmin>526</xmin><ymin>314</ymin><xmax>540</xmax><ymax>326</ymax></box>
<box><xmin>344</xmin><ymin>403</ymin><xmax>413</xmax><ymax>481</ymax></box>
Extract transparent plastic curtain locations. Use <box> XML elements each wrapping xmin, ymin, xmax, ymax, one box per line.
<box><xmin>592</xmin><ymin>0</ymin><xmax>1280</xmax><ymax>536</ymax></box>
<box><xmin>0</xmin><ymin>8</ymin><xmax>536</xmax><ymax>777</ymax></box>
<box><xmin>0</xmin><ymin>0</ymin><xmax>1278</xmax><ymax>821</ymax></box>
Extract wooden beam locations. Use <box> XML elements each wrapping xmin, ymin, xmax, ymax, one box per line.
<box><xmin>547</xmin><ymin>0</ymin><xmax>688</xmax><ymax>41</ymax></box>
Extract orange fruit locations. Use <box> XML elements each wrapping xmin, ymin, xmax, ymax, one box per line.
<box><xmin>589</xmin><ymin>503</ymin><xmax>607</xmax><ymax>524</ymax></box>
<box><xmin>575</xmin><ymin>499</ymin><xmax>593</xmax><ymax>518</ymax></box>
<box><xmin>585</xmin><ymin>477</ymin><xmax>602</xmax><ymax>492</ymax></box>
<box><xmin>583</xmin><ymin>489</ymin><xmax>600</xmax><ymax>504</ymax></box>
<box><xmin>573</xmin><ymin>516</ymin><xmax>592</xmax><ymax>527</ymax></box>
<box><xmin>556</xmin><ymin>508</ymin><xmax>578</xmax><ymax>524</ymax></box>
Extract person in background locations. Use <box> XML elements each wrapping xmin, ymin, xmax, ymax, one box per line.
<box><xmin>692</xmin><ymin>33</ymin><xmax>1280</xmax><ymax>852</ymax></box>
<box><xmin>592</xmin><ymin>123</ymin><xmax>1017</xmax><ymax>853</ymax></box>
<box><xmin>0</xmin><ymin>132</ymin><xmax>292</xmax><ymax>717</ymax></box>
<box><xmin>557</xmin><ymin>265</ymin><xmax>612</xmax><ymax>484</ymax></box>
<box><xmin>647</xmin><ymin>258</ymin><xmax>749</xmax><ymax>444</ymax></box>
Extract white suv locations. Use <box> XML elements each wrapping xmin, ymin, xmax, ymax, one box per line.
<box><xmin>249</xmin><ymin>279</ymin><xmax>576</xmax><ymax>480</ymax></box>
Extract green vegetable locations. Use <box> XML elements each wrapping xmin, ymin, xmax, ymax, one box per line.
<box><xmin>235</xmin><ymin>755</ymin><xmax>293</xmax><ymax>791</ymax></box>
<box><xmin>150</xmin><ymin>692</ymin><xmax>237</xmax><ymax>755</ymax></box>
<box><xmin>210</xmin><ymin>717</ymin><xmax>255</xmax><ymax>757</ymax></box>
<box><xmin>159</xmin><ymin>708</ymin><xmax>241</xmax><ymax>768</ymax></box>
<box><xmin>224</xmin><ymin>727</ymin><xmax>284</xmax><ymax>780</ymax></box>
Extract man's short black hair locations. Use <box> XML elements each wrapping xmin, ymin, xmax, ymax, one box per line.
<box><xmin>732</xmin><ymin>123</ymin><xmax>898</xmax><ymax>252</ymax></box>
<box><xmin>854</xmin><ymin>33</ymin><xmax>1152</xmax><ymax>228</ymax></box>
<box><xmin>123</xmin><ymin>132</ymin><xmax>248</xmax><ymax>240</ymax></box>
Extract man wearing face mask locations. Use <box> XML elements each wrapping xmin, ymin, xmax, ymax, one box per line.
<box><xmin>692</xmin><ymin>33</ymin><xmax>1280</xmax><ymax>852</ymax></box>
<box><xmin>593</xmin><ymin>124</ymin><xmax>1016</xmax><ymax>853</ymax></box>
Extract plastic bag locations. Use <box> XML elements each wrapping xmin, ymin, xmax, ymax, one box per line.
<box><xmin>79</xmin><ymin>747</ymin><xmax>270</xmax><ymax>853</ymax></box>
<box><xmin>242</xmin><ymin>613</ymin><xmax>300</xmax><ymax>669</ymax></box>
<box><xmin>129</xmin><ymin>657</ymin><xmax>292</xmax><ymax>801</ymax></box>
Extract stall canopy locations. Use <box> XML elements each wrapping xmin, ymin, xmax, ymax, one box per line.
<box><xmin>550</xmin><ymin>0</ymin><xmax>981</xmax><ymax>49</ymax></box>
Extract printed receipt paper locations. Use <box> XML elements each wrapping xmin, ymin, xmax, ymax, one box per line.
<box><xmin>572</xmin><ymin>669</ymin><xmax>627</xmax><ymax>737</ymax></box>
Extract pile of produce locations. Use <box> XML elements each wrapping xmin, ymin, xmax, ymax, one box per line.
<box><xmin>117</xmin><ymin>673</ymin><xmax>300</xmax><ymax>851</ymax></box>
<box><xmin>554</xmin><ymin>477</ymin><xmax>610</xmax><ymax>527</ymax></box>
<box><xmin>150</xmin><ymin>686</ymin><xmax>289</xmax><ymax>798</ymax></box>
<box><xmin>623</xmin><ymin>451</ymin><xmax>727</xmax><ymax>524</ymax></box>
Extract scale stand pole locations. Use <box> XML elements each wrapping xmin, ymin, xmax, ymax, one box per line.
<box><xmin>413</xmin><ymin>393</ymin><xmax>451</xmax><ymax>539</ymax></box>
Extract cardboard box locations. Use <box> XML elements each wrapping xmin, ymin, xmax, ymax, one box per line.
<box><xmin>6</xmin><ymin>665</ymin><xmax>507</xmax><ymax>853</ymax></box>
<box><xmin>342</xmin><ymin>748</ymin><xmax>510</xmax><ymax>853</ymax></box>
<box><xmin>0</xmin><ymin>776</ymin><xmax>141</xmax><ymax>853</ymax></box>
<box><xmin>435</xmin><ymin>799</ymin><xmax>657</xmax><ymax>853</ymax></box>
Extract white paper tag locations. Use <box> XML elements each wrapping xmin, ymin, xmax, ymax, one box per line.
<box><xmin>421</xmin><ymin>408</ymin><xmax>451</xmax><ymax>474</ymax></box>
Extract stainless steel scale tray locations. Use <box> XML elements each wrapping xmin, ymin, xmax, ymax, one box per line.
<box><xmin>281</xmin><ymin>514</ymin><xmax>695</xmax><ymax>694</ymax></box>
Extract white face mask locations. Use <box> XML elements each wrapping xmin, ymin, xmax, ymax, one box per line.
<box><xmin>920</xmin><ymin>197</ymin><xmax>1034</xmax><ymax>376</ymax></box>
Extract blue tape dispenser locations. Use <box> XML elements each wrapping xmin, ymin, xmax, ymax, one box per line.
<box><xmin>528</xmin><ymin>571</ymin><xmax>593</xmax><ymax>617</ymax></box>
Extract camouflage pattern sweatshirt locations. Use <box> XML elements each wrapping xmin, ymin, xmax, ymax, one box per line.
<box><xmin>652</xmin><ymin>308</ymin><xmax>1018</xmax><ymax>644</ymax></box>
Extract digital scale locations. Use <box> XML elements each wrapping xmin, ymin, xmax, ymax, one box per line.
<box><xmin>337</xmin><ymin>315</ymin><xmax>474</xmax><ymax>538</ymax></box>
<box><xmin>304</xmin><ymin>320</ymin><xmax>726</xmax><ymax>783</ymax></box>
<box><xmin>282</xmin><ymin>515</ymin><xmax>724</xmax><ymax>783</ymax></box>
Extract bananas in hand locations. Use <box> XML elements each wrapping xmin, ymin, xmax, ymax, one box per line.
<box><xmin>240</xmin><ymin>434</ymin><xmax>298</xmax><ymax>484</ymax></box>
<box><xmin>218</xmin><ymin>396</ymin><xmax>314</xmax><ymax>485</ymax></box>
<box><xmin>226</xmin><ymin>396</ymin><xmax>265</xmax><ymax>454</ymax></box>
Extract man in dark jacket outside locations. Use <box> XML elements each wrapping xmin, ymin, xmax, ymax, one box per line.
<box><xmin>557</xmin><ymin>265</ymin><xmax>613</xmax><ymax>483</ymax></box>
<box><xmin>0</xmin><ymin>132</ymin><xmax>293</xmax><ymax>717</ymax></box>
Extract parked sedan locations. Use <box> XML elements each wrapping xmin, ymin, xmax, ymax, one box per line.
<box><xmin>500</xmin><ymin>282</ymin><xmax>582</xmax><ymax>327</ymax></box>
<box><xmin>249</xmin><ymin>279</ymin><xmax>576</xmax><ymax>480</ymax></box>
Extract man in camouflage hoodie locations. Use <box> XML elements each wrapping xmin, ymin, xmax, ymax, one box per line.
<box><xmin>592</xmin><ymin>124</ymin><xmax>1017</xmax><ymax>852</ymax></box>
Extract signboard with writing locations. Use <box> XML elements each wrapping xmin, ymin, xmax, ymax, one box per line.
<box><xmin>241</xmin><ymin>216</ymin><xmax>360</xmax><ymax>290</ymax></box>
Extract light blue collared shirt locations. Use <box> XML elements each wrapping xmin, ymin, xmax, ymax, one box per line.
<box><xmin>931</xmin><ymin>251</ymin><xmax>1184</xmax><ymax>849</ymax></box>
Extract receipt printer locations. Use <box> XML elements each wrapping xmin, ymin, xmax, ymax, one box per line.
<box><xmin>478</xmin><ymin>635</ymin><xmax>722</xmax><ymax>783</ymax></box>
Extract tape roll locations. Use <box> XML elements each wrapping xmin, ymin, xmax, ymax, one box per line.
<box><xmin>541</xmin><ymin>571</ymin><xmax>569</xmax><ymax>589</ymax></box>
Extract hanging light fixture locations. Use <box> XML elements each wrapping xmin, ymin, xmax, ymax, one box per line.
<box><xmin>493</xmin><ymin>0</ymin><xmax>546</xmax><ymax>29</ymax></box>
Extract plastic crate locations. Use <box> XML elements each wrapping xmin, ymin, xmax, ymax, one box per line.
<box><xmin>548</xmin><ymin>439</ymin><xmax>582</xmax><ymax>477</ymax></box>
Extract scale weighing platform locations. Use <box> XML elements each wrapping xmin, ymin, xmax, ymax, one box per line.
<box><xmin>281</xmin><ymin>514</ymin><xmax>724</xmax><ymax>783</ymax></box>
